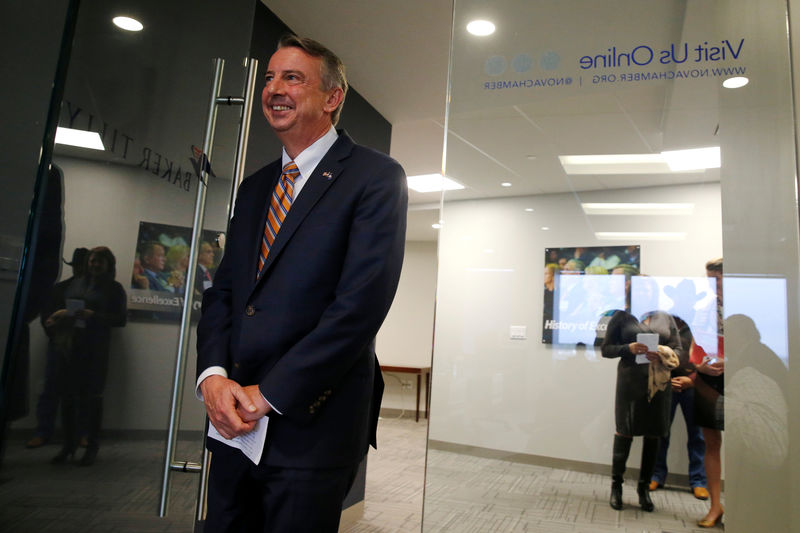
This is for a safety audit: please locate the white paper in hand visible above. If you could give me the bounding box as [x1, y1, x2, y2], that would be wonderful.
[207, 416, 269, 465]
[636, 333, 659, 364]
[66, 298, 86, 328]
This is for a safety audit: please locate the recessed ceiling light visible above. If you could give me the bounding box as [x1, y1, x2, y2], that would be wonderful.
[467, 20, 495, 36]
[661, 147, 720, 171]
[559, 147, 720, 175]
[525, 208, 534, 212]
[595, 231, 686, 241]
[541, 226, 550, 231]
[432, 223, 442, 229]
[526, 155, 537, 160]
[559, 153, 668, 174]
[407, 173, 465, 193]
[723, 76, 749, 89]
[113, 16, 143, 31]
[581, 203, 694, 215]
[55, 127, 105, 150]
[501, 182, 512, 187]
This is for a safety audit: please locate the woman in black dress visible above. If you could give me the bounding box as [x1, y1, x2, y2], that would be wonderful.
[47, 246, 127, 466]
[602, 309, 682, 512]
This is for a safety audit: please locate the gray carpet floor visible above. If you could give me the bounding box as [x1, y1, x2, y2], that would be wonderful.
[0, 417, 721, 532]
[0, 416, 426, 533]
[423, 449, 723, 532]
[0, 436, 200, 532]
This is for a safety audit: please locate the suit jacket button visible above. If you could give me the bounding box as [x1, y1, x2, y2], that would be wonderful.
[245, 305, 255, 316]
[309, 406, 315, 414]
[313, 401, 321, 407]
[233, 362, 240, 369]
[324, 389, 332, 396]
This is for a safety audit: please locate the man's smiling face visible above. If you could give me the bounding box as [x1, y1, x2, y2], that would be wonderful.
[261, 46, 340, 155]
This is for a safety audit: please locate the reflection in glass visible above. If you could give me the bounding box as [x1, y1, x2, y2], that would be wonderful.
[723, 276, 788, 366]
[48, 246, 127, 466]
[0, 0, 254, 529]
[554, 273, 625, 345]
[631, 276, 719, 353]
[25, 246, 89, 449]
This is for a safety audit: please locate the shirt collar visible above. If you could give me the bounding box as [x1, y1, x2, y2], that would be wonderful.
[281, 126, 338, 179]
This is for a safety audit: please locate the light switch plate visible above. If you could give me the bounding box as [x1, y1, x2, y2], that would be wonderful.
[510, 325, 527, 340]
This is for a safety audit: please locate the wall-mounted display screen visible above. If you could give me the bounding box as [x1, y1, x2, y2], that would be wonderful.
[630, 275, 718, 354]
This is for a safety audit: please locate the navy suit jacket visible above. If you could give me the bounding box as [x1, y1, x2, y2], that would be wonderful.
[144, 269, 170, 292]
[197, 131, 407, 469]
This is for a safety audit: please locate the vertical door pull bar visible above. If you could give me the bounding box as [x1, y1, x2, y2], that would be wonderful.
[193, 58, 259, 526]
[158, 58, 224, 518]
[158, 56, 260, 521]
[229, 57, 259, 219]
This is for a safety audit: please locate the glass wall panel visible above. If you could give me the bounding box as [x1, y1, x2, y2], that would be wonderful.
[1, 0, 255, 529]
[424, 1, 798, 531]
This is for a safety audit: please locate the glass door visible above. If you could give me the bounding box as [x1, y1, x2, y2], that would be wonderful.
[0, 0, 255, 530]
[423, 1, 798, 532]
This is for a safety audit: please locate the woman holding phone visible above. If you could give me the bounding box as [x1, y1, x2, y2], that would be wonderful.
[672, 258, 725, 527]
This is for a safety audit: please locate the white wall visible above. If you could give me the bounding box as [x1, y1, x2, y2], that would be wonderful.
[20, 155, 232, 433]
[378, 240, 437, 412]
[428, 182, 722, 473]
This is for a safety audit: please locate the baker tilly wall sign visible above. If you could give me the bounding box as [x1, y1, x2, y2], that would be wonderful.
[59, 100, 220, 192]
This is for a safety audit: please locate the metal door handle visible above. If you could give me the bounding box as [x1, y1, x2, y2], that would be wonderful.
[158, 56, 259, 519]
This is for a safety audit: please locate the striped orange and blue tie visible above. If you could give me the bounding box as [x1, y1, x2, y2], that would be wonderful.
[257, 161, 299, 277]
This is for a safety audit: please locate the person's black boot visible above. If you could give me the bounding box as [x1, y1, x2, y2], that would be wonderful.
[637, 481, 654, 512]
[79, 445, 98, 466]
[50, 446, 75, 465]
[610, 476, 624, 510]
[610, 435, 632, 510]
[638, 437, 659, 512]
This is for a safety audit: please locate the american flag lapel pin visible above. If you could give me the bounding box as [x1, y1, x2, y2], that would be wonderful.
[322, 171, 333, 180]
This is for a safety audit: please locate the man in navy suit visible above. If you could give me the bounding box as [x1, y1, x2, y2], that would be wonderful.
[196, 34, 407, 532]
